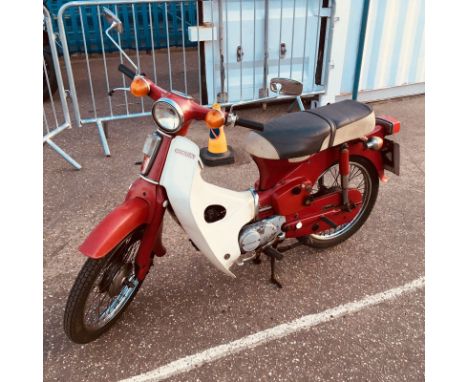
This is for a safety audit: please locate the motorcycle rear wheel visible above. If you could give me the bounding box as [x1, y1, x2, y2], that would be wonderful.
[64, 228, 144, 344]
[298, 156, 379, 249]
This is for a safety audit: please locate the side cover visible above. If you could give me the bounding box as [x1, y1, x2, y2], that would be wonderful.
[160, 137, 255, 276]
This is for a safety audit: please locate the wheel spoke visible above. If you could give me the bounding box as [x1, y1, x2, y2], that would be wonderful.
[356, 178, 365, 190]
[349, 166, 360, 181]
[331, 167, 340, 187]
[96, 293, 110, 318]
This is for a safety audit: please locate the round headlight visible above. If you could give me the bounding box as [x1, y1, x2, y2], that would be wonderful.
[152, 98, 184, 134]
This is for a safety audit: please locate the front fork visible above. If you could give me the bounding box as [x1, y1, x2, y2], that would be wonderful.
[134, 134, 172, 281]
[135, 186, 167, 281]
[339, 144, 351, 209]
[123, 180, 168, 282]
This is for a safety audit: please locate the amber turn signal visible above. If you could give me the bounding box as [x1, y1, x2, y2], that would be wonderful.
[205, 109, 225, 128]
[130, 76, 150, 97]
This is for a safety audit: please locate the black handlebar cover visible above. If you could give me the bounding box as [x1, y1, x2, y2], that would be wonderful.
[236, 118, 264, 131]
[118, 64, 137, 79]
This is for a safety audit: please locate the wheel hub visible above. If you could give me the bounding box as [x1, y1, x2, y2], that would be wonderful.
[107, 262, 133, 297]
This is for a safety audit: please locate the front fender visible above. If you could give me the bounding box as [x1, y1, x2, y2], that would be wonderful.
[79, 198, 149, 259]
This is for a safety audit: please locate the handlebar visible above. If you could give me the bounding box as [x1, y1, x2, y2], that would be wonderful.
[235, 118, 264, 132]
[118, 64, 137, 79]
[116, 63, 264, 132]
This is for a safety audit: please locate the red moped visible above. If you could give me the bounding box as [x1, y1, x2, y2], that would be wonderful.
[64, 8, 400, 344]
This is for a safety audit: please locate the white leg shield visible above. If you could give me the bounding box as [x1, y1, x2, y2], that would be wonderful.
[160, 136, 255, 276]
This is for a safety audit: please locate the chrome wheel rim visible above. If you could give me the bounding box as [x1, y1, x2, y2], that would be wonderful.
[83, 237, 141, 331]
[309, 161, 372, 241]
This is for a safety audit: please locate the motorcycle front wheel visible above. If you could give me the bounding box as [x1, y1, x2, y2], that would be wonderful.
[64, 228, 145, 344]
[298, 156, 379, 249]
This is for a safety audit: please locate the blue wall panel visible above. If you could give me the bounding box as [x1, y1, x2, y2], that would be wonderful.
[340, 0, 425, 95]
[341, 0, 364, 94]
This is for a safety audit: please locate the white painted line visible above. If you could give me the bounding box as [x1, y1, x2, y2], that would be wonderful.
[121, 277, 425, 382]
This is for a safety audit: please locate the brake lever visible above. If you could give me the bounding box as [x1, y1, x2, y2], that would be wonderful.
[108, 87, 130, 96]
[225, 112, 237, 128]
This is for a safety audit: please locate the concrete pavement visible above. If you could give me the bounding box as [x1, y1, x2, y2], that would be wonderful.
[43, 95, 424, 381]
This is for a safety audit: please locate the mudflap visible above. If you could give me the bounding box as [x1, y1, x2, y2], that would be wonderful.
[382, 139, 400, 176]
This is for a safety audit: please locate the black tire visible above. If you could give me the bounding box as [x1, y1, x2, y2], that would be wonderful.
[64, 228, 144, 344]
[43, 47, 57, 102]
[298, 156, 379, 249]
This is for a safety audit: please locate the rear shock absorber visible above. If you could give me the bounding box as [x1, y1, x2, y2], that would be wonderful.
[339, 144, 350, 209]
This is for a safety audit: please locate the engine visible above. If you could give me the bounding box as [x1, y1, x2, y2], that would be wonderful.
[238, 216, 286, 252]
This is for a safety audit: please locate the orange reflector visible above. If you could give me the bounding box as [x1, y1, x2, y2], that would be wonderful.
[141, 154, 150, 173]
[205, 109, 225, 128]
[130, 76, 150, 97]
[380, 174, 389, 183]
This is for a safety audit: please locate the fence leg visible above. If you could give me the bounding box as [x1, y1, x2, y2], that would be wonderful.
[96, 120, 111, 157]
[46, 139, 82, 170]
[287, 96, 306, 113]
[319, 1, 350, 105]
[102, 121, 109, 139]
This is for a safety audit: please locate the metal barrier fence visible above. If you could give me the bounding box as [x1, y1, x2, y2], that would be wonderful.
[43, 5, 81, 170]
[47, 0, 197, 53]
[55, 0, 334, 156]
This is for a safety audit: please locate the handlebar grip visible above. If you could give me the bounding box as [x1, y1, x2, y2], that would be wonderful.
[118, 64, 136, 79]
[236, 118, 264, 131]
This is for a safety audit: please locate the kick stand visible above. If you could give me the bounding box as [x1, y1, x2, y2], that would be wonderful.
[263, 246, 284, 288]
[269, 257, 282, 289]
[252, 251, 262, 264]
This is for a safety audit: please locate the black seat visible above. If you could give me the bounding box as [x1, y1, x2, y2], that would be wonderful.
[248, 100, 374, 160]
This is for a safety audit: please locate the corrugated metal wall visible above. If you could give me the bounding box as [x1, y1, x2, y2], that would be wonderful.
[341, 0, 425, 95]
[203, 0, 425, 104]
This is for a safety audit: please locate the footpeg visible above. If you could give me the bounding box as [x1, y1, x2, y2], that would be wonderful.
[264, 246, 284, 260]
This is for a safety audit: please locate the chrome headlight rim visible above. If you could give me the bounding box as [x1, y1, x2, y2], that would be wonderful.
[151, 98, 184, 134]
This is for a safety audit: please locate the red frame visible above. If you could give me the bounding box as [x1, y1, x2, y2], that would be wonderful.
[79, 74, 398, 281]
[251, 125, 387, 238]
[255, 125, 386, 208]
